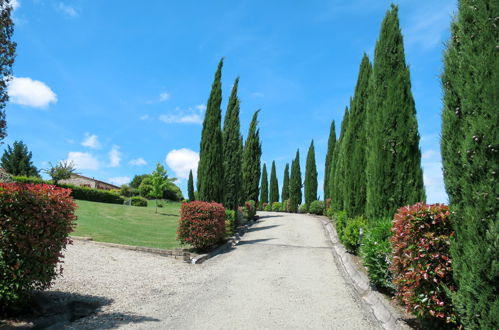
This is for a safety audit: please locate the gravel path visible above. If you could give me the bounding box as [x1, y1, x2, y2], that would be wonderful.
[50, 211, 379, 329]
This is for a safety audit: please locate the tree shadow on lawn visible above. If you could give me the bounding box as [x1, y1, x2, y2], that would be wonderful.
[246, 225, 280, 233]
[1, 290, 160, 329]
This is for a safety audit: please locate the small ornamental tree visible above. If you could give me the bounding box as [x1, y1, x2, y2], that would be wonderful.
[304, 140, 317, 207]
[177, 201, 225, 251]
[1, 141, 40, 177]
[0, 183, 77, 307]
[44, 160, 77, 184]
[269, 161, 279, 204]
[390, 203, 458, 327]
[281, 163, 289, 202]
[150, 162, 175, 213]
[187, 169, 195, 201]
[260, 163, 268, 205]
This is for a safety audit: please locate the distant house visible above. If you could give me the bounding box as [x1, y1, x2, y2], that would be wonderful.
[59, 174, 120, 191]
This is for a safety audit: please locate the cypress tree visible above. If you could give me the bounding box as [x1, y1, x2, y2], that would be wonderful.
[365, 5, 425, 219]
[197, 58, 224, 202]
[0, 141, 40, 177]
[259, 163, 268, 205]
[304, 140, 318, 206]
[323, 121, 336, 200]
[289, 150, 302, 212]
[282, 163, 290, 202]
[242, 110, 262, 203]
[187, 169, 195, 201]
[222, 77, 243, 210]
[269, 161, 279, 204]
[0, 3, 15, 143]
[343, 54, 372, 217]
[330, 107, 349, 211]
[441, 1, 498, 328]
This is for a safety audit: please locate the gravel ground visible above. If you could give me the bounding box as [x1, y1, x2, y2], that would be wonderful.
[49, 211, 379, 329]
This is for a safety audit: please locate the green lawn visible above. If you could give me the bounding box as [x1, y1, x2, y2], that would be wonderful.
[72, 199, 183, 250]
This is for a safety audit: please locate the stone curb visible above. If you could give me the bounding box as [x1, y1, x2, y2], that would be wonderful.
[191, 218, 258, 264]
[317, 216, 411, 330]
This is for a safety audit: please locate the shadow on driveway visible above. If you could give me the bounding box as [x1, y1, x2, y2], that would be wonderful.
[237, 238, 274, 245]
[247, 225, 280, 233]
[258, 214, 283, 220]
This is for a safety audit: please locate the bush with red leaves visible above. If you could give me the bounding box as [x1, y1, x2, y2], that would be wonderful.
[0, 183, 77, 308]
[390, 203, 458, 326]
[177, 201, 225, 251]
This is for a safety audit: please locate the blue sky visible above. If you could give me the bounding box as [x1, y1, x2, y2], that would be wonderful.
[3, 0, 456, 203]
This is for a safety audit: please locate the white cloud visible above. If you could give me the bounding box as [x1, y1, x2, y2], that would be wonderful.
[139, 114, 149, 120]
[81, 133, 101, 149]
[251, 92, 264, 98]
[195, 104, 206, 112]
[165, 148, 199, 179]
[10, 0, 20, 10]
[108, 176, 130, 186]
[129, 157, 147, 166]
[8, 77, 57, 108]
[159, 106, 204, 124]
[66, 152, 100, 170]
[159, 92, 170, 102]
[108, 145, 121, 167]
[57, 3, 78, 17]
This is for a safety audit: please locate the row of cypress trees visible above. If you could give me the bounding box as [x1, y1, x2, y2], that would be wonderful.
[194, 58, 262, 210]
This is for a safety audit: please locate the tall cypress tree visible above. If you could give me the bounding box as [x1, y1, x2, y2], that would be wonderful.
[242, 110, 262, 203]
[0, 2, 16, 144]
[441, 1, 498, 328]
[330, 107, 349, 211]
[187, 169, 195, 201]
[269, 161, 279, 204]
[343, 54, 372, 217]
[304, 140, 318, 206]
[365, 5, 425, 219]
[197, 58, 224, 203]
[0, 141, 40, 177]
[282, 163, 290, 202]
[260, 163, 268, 205]
[222, 77, 243, 210]
[323, 120, 336, 201]
[289, 150, 302, 212]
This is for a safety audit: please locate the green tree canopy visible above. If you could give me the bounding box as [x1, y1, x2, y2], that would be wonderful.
[1, 140, 40, 177]
[323, 121, 336, 201]
[0, 2, 16, 143]
[281, 163, 289, 202]
[187, 169, 195, 201]
[242, 110, 262, 203]
[304, 140, 317, 206]
[269, 161, 279, 204]
[259, 163, 268, 205]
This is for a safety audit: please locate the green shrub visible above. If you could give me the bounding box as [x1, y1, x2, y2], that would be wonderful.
[0, 183, 76, 308]
[225, 210, 236, 237]
[243, 200, 256, 220]
[131, 196, 148, 207]
[119, 184, 135, 197]
[271, 202, 282, 212]
[341, 216, 367, 254]
[283, 199, 290, 212]
[157, 201, 164, 208]
[333, 211, 348, 239]
[309, 200, 324, 215]
[326, 207, 334, 218]
[264, 203, 272, 211]
[360, 218, 394, 292]
[299, 204, 308, 213]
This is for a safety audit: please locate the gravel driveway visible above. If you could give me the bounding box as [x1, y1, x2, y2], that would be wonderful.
[50, 211, 379, 329]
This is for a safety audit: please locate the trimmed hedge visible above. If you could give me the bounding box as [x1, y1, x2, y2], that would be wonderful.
[264, 203, 272, 211]
[271, 202, 282, 212]
[131, 196, 148, 207]
[341, 216, 366, 254]
[177, 201, 226, 250]
[0, 183, 76, 308]
[390, 203, 457, 327]
[13, 176, 124, 205]
[309, 200, 324, 215]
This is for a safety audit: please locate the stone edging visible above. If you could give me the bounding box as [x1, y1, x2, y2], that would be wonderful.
[317, 216, 411, 330]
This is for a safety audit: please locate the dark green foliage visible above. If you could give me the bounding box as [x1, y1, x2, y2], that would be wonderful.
[365, 5, 425, 219]
[119, 184, 135, 197]
[281, 163, 289, 202]
[269, 161, 279, 204]
[0, 2, 16, 143]
[259, 163, 268, 205]
[289, 150, 302, 213]
[323, 121, 336, 200]
[330, 107, 349, 211]
[187, 170, 195, 201]
[309, 200, 324, 215]
[242, 110, 262, 203]
[222, 77, 243, 210]
[1, 141, 40, 177]
[130, 174, 149, 189]
[131, 196, 148, 207]
[304, 140, 317, 207]
[441, 1, 499, 328]
[197, 58, 224, 203]
[343, 55, 372, 217]
[333, 211, 348, 240]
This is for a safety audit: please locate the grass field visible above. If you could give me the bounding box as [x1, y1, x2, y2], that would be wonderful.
[72, 199, 183, 250]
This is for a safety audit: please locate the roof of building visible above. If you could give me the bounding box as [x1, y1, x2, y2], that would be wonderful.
[69, 173, 120, 189]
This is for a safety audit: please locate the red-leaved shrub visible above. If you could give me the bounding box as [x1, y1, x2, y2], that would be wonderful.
[0, 183, 77, 308]
[390, 203, 458, 326]
[177, 201, 225, 250]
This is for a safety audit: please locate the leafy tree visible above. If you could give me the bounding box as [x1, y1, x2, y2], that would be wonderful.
[120, 184, 135, 197]
[330, 107, 349, 211]
[138, 177, 153, 198]
[130, 174, 149, 189]
[365, 5, 425, 219]
[289, 150, 302, 212]
[281, 163, 289, 202]
[44, 160, 77, 185]
[187, 169, 195, 201]
[323, 121, 336, 200]
[0, 1, 16, 144]
[222, 77, 243, 210]
[259, 163, 268, 205]
[304, 140, 317, 206]
[1, 140, 40, 177]
[150, 162, 175, 213]
[441, 1, 498, 328]
[242, 110, 262, 203]
[269, 161, 279, 204]
[343, 54, 372, 217]
[197, 58, 224, 203]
